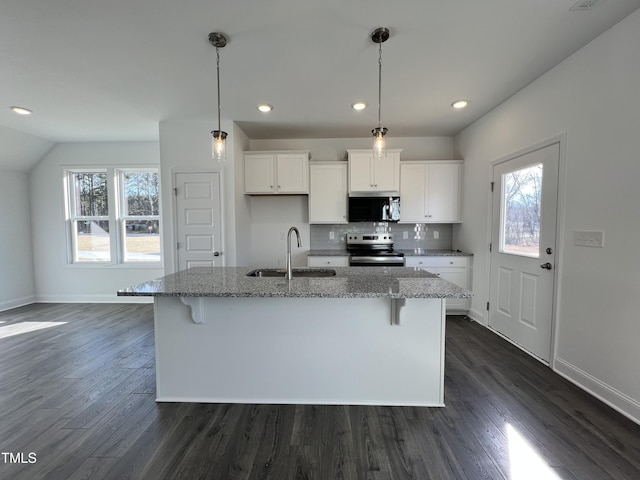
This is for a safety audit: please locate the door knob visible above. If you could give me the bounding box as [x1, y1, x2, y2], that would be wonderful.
[540, 262, 552, 270]
[213, 251, 221, 257]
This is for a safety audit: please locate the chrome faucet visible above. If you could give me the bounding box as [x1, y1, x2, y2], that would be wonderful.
[286, 226, 302, 280]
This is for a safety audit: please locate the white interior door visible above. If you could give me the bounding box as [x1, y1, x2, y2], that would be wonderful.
[489, 143, 559, 362]
[174, 172, 223, 270]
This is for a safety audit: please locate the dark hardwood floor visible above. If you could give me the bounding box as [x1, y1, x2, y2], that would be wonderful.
[1, 303, 639, 479]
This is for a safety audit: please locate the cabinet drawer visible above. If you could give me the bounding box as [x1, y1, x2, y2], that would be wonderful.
[307, 256, 349, 267]
[405, 256, 470, 268]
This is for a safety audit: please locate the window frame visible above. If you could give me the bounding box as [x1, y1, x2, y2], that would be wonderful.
[118, 169, 162, 264]
[64, 167, 162, 267]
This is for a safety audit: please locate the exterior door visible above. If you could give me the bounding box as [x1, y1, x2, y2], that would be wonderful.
[174, 172, 223, 270]
[489, 142, 559, 362]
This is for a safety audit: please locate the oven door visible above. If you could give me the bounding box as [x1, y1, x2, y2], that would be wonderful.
[349, 255, 405, 267]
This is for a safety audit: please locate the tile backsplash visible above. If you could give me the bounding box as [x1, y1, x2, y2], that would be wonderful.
[310, 223, 453, 250]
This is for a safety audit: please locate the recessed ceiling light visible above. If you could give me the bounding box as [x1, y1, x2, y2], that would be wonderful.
[352, 102, 367, 111]
[10, 106, 32, 115]
[451, 100, 469, 110]
[257, 104, 273, 113]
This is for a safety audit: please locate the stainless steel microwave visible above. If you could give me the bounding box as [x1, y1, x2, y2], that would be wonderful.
[348, 196, 400, 222]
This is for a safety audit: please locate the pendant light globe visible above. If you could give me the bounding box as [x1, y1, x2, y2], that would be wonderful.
[209, 32, 229, 163]
[371, 27, 390, 159]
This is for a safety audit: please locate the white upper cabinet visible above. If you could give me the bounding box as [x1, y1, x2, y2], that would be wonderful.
[309, 162, 348, 223]
[399, 161, 463, 223]
[244, 151, 309, 194]
[348, 149, 401, 193]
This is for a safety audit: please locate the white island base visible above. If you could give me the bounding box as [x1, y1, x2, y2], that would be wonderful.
[153, 296, 446, 407]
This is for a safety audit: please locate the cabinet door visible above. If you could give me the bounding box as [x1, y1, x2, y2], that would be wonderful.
[309, 163, 348, 223]
[433, 268, 469, 311]
[245, 154, 276, 193]
[427, 163, 461, 222]
[405, 256, 470, 312]
[348, 152, 374, 192]
[399, 163, 428, 222]
[372, 152, 400, 191]
[308, 256, 349, 267]
[276, 153, 308, 193]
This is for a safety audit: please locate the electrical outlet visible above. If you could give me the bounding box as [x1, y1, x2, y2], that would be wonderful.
[280, 232, 286, 241]
[329, 231, 335, 240]
[574, 230, 604, 248]
[433, 231, 439, 240]
[403, 231, 408, 240]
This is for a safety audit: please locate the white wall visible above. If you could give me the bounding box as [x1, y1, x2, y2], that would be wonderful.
[250, 196, 310, 269]
[250, 136, 456, 161]
[455, 10, 640, 423]
[158, 119, 251, 272]
[29, 142, 164, 302]
[0, 170, 36, 310]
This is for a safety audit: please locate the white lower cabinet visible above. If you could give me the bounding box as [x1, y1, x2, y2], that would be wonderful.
[307, 256, 350, 267]
[405, 256, 471, 313]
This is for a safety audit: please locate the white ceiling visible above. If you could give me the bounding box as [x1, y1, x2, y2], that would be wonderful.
[1, 0, 639, 159]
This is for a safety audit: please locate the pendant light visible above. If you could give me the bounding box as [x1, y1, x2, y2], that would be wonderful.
[209, 32, 228, 163]
[371, 27, 390, 159]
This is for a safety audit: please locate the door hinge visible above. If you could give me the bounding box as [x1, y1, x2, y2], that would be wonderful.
[490, 181, 494, 192]
[176, 242, 180, 250]
[489, 242, 492, 252]
[173, 187, 178, 196]
[486, 302, 490, 311]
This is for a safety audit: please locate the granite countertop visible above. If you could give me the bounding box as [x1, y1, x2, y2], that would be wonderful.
[308, 249, 473, 257]
[117, 266, 473, 299]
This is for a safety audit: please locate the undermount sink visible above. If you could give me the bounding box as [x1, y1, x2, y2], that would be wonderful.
[246, 268, 336, 278]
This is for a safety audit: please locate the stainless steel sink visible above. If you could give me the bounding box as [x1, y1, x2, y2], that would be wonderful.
[246, 268, 336, 278]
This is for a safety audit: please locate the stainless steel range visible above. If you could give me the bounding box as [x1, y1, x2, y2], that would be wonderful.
[346, 233, 405, 267]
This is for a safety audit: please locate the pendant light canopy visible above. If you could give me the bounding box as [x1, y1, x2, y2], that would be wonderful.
[371, 27, 390, 159]
[209, 32, 228, 163]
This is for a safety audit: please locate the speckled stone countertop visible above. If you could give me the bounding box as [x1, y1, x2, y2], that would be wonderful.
[117, 266, 473, 299]
[308, 249, 473, 257]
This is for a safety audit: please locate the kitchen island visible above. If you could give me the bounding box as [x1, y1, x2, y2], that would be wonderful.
[118, 266, 472, 407]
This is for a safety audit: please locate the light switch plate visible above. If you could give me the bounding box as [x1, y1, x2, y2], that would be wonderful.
[574, 230, 604, 248]
[433, 231, 439, 239]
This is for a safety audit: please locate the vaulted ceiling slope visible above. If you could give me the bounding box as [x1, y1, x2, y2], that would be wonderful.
[1, 0, 639, 171]
[0, 125, 54, 172]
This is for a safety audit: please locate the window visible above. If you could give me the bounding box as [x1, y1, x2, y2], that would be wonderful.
[500, 162, 542, 258]
[66, 168, 161, 265]
[120, 171, 161, 262]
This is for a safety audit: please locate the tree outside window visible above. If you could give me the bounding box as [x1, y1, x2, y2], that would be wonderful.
[502, 163, 542, 257]
[121, 171, 161, 262]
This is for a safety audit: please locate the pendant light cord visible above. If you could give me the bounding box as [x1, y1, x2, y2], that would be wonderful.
[216, 46, 221, 132]
[377, 42, 382, 129]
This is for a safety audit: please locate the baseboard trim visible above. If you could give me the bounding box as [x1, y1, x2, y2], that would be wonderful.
[467, 307, 487, 326]
[0, 295, 37, 313]
[554, 356, 640, 426]
[35, 294, 152, 304]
